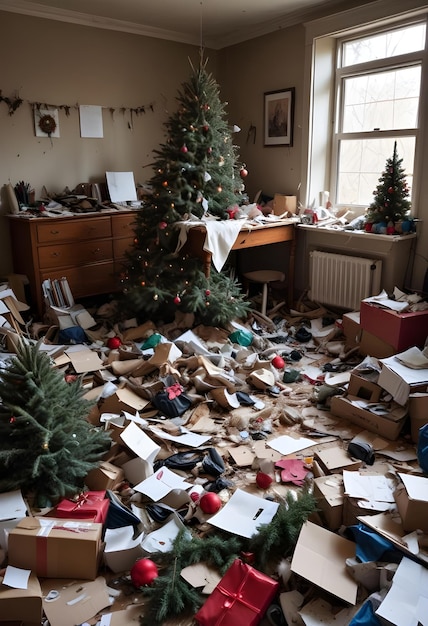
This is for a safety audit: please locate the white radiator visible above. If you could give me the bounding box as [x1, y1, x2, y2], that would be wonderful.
[309, 250, 382, 310]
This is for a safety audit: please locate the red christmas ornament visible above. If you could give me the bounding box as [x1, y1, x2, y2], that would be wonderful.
[240, 167, 248, 178]
[388, 186, 394, 194]
[256, 472, 273, 490]
[207, 147, 213, 154]
[174, 295, 181, 305]
[365, 222, 373, 232]
[189, 491, 200, 503]
[130, 558, 159, 587]
[107, 336, 122, 350]
[271, 355, 285, 369]
[180, 144, 188, 153]
[159, 221, 168, 230]
[205, 289, 211, 296]
[199, 492, 222, 514]
[203, 124, 209, 132]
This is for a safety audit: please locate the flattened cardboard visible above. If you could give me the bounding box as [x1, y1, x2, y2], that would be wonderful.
[40, 576, 110, 626]
[315, 445, 362, 474]
[98, 604, 145, 625]
[0, 572, 42, 623]
[290, 521, 358, 604]
[101, 387, 150, 414]
[8, 517, 103, 580]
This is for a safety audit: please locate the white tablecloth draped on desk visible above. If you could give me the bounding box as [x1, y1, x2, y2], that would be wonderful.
[175, 219, 244, 272]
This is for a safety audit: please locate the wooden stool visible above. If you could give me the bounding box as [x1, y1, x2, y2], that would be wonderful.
[243, 270, 285, 315]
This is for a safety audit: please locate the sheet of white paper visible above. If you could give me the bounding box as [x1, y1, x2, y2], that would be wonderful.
[267, 434, 315, 456]
[106, 171, 137, 202]
[342, 471, 395, 503]
[3, 565, 31, 589]
[363, 292, 410, 312]
[0, 489, 27, 520]
[148, 425, 211, 448]
[134, 466, 192, 500]
[141, 517, 191, 553]
[104, 525, 142, 553]
[208, 488, 279, 538]
[120, 421, 160, 463]
[79, 104, 103, 138]
[376, 557, 428, 626]
[398, 473, 428, 502]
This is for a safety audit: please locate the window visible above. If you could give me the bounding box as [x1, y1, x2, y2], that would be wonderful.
[333, 21, 426, 211]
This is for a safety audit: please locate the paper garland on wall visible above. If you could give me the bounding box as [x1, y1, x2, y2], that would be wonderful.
[34, 108, 60, 138]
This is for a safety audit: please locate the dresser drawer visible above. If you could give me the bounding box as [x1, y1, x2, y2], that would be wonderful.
[36, 217, 112, 243]
[39, 239, 113, 270]
[112, 213, 137, 238]
[113, 237, 134, 259]
[41, 262, 116, 299]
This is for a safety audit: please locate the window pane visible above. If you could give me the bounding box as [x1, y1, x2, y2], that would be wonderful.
[337, 137, 415, 206]
[342, 66, 421, 132]
[342, 23, 426, 66]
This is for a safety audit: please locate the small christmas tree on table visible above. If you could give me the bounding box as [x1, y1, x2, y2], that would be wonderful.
[365, 141, 412, 234]
[0, 341, 111, 507]
[121, 56, 250, 327]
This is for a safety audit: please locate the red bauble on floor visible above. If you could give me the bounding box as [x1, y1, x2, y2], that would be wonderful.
[130, 558, 159, 587]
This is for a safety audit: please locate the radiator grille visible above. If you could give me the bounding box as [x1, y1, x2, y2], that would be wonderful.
[309, 251, 382, 310]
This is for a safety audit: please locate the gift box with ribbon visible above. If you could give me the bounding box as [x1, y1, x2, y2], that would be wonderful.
[55, 490, 110, 524]
[194, 558, 279, 626]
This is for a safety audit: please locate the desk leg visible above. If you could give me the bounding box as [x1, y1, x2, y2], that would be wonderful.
[288, 233, 296, 306]
[203, 251, 212, 278]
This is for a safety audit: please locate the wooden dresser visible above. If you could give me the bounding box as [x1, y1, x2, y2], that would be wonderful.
[8, 210, 137, 317]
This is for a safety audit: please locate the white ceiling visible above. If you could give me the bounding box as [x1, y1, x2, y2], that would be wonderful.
[0, 0, 350, 49]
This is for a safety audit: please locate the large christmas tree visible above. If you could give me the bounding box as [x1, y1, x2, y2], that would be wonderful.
[0, 341, 111, 506]
[366, 141, 411, 231]
[121, 57, 250, 327]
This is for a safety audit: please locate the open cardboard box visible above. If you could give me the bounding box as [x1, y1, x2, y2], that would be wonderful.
[360, 301, 428, 352]
[394, 473, 428, 533]
[330, 395, 407, 441]
[0, 572, 42, 625]
[313, 474, 344, 530]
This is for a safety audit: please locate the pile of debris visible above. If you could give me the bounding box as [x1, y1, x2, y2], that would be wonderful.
[0, 289, 427, 626]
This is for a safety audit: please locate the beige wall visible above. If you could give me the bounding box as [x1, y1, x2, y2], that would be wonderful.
[1, 4, 427, 293]
[0, 11, 214, 276]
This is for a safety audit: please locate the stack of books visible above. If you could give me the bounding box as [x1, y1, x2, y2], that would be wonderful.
[42, 277, 74, 309]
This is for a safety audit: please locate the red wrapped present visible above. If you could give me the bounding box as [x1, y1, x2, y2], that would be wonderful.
[194, 558, 279, 626]
[55, 490, 109, 524]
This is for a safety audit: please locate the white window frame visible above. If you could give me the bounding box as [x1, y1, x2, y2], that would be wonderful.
[302, 0, 428, 218]
[331, 19, 426, 214]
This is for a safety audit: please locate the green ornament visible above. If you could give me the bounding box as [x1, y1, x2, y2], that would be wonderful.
[228, 329, 253, 346]
[141, 333, 162, 349]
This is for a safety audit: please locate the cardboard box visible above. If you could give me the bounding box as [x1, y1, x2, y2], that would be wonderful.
[194, 558, 279, 626]
[0, 572, 42, 624]
[342, 495, 390, 527]
[8, 517, 103, 580]
[359, 329, 396, 359]
[348, 372, 382, 403]
[342, 311, 361, 350]
[409, 393, 428, 443]
[360, 301, 428, 351]
[330, 395, 407, 441]
[313, 474, 344, 530]
[314, 445, 362, 474]
[378, 359, 428, 406]
[394, 473, 428, 533]
[40, 577, 110, 626]
[100, 386, 150, 415]
[85, 461, 125, 491]
[272, 194, 297, 216]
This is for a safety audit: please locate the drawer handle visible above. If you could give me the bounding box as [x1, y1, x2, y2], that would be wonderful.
[51, 252, 61, 257]
[92, 248, 101, 254]
[50, 229, 60, 235]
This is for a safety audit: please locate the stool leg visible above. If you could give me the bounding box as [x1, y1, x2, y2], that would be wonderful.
[261, 282, 268, 316]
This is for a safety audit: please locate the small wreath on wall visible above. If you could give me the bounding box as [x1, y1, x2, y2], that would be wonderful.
[38, 113, 56, 136]
[34, 108, 60, 138]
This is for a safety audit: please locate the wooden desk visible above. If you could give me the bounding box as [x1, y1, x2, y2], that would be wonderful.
[184, 220, 297, 305]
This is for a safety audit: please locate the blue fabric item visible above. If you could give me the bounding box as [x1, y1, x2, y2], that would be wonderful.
[58, 326, 87, 344]
[349, 600, 381, 625]
[349, 523, 395, 562]
[417, 423, 428, 473]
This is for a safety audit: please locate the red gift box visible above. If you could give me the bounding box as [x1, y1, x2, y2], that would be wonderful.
[194, 559, 279, 626]
[55, 490, 110, 524]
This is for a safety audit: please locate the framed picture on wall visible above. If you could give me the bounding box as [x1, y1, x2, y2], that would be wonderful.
[264, 88, 295, 146]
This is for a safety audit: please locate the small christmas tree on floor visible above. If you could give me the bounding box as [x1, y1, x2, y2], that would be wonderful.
[365, 141, 412, 233]
[0, 341, 111, 506]
[121, 56, 250, 327]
